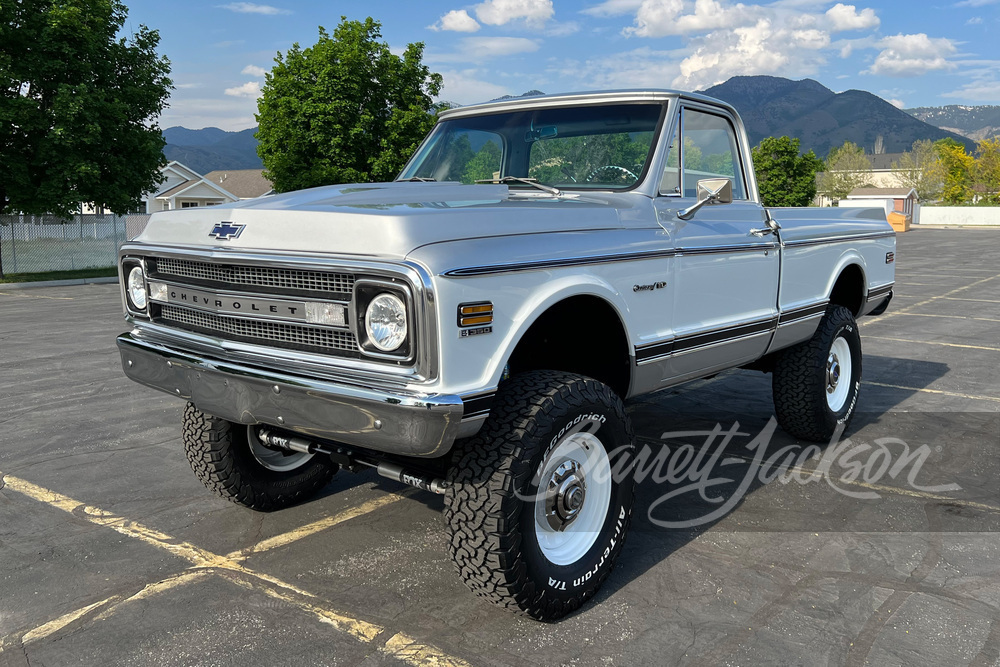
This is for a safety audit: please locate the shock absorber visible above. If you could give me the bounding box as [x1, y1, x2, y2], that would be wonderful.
[256, 428, 449, 494]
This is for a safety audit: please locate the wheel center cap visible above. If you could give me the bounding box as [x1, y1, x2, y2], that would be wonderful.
[827, 353, 841, 393]
[545, 460, 586, 531]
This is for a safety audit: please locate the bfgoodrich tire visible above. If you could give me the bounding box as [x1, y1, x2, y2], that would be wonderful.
[182, 403, 336, 511]
[772, 305, 863, 442]
[444, 371, 636, 621]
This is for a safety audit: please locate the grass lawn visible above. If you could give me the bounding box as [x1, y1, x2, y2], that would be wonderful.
[0, 267, 117, 284]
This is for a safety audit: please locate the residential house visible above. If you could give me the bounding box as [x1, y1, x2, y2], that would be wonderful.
[840, 186, 919, 232]
[143, 162, 273, 213]
[814, 153, 910, 207]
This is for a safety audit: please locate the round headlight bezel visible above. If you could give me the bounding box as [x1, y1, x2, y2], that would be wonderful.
[364, 291, 408, 353]
[126, 264, 148, 311]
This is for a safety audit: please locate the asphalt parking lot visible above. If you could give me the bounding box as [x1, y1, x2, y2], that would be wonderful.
[2, 227, 1000, 666]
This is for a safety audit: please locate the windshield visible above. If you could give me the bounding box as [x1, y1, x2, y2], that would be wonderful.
[398, 102, 665, 191]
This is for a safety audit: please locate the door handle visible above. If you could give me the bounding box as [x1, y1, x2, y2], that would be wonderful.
[749, 227, 774, 237]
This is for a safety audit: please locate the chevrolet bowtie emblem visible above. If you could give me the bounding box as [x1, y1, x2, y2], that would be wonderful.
[209, 222, 245, 240]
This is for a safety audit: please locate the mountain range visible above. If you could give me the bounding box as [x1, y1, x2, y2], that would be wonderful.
[162, 76, 988, 172]
[904, 105, 1000, 142]
[702, 76, 975, 157]
[162, 126, 262, 174]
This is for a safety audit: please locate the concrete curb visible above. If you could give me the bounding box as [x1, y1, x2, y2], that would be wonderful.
[912, 224, 1000, 229]
[0, 276, 120, 290]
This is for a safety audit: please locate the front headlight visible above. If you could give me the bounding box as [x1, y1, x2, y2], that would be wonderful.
[127, 265, 147, 310]
[365, 292, 407, 352]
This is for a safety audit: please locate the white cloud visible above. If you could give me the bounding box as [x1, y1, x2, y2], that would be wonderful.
[966, 16, 983, 24]
[474, 0, 555, 28]
[942, 80, 1000, 102]
[581, 0, 644, 16]
[429, 9, 481, 32]
[547, 47, 683, 89]
[547, 20, 581, 36]
[624, 0, 758, 38]
[673, 19, 829, 88]
[159, 97, 258, 132]
[954, 0, 998, 6]
[825, 3, 879, 32]
[175, 83, 204, 90]
[224, 81, 262, 98]
[437, 69, 511, 104]
[866, 33, 958, 77]
[427, 37, 541, 64]
[217, 2, 290, 15]
[887, 98, 905, 108]
[241, 65, 266, 77]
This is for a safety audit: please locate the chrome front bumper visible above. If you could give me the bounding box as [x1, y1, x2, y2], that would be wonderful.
[117, 333, 464, 457]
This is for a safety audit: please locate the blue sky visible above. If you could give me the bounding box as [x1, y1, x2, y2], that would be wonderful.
[125, 0, 1000, 131]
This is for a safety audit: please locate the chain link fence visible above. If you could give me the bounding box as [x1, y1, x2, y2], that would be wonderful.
[0, 213, 151, 277]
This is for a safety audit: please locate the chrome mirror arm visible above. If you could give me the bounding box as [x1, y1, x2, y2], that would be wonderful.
[676, 178, 733, 220]
[677, 193, 718, 220]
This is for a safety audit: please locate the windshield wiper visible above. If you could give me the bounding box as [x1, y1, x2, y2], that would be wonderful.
[396, 176, 436, 182]
[475, 176, 562, 196]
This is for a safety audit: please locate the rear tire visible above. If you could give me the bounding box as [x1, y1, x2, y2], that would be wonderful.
[444, 371, 636, 621]
[772, 305, 862, 442]
[182, 403, 336, 511]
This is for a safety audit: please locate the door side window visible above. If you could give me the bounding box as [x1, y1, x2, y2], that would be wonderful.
[659, 108, 746, 200]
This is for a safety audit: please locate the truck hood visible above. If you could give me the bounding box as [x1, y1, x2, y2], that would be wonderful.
[134, 181, 636, 259]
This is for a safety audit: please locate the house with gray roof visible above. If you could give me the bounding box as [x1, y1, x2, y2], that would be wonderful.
[143, 162, 273, 213]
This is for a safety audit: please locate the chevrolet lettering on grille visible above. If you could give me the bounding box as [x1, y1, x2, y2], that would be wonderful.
[154, 286, 310, 321]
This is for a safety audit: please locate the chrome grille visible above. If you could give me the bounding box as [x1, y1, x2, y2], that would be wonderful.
[159, 305, 359, 354]
[153, 257, 355, 294]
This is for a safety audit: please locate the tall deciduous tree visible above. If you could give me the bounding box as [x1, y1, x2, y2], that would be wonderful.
[973, 138, 1000, 205]
[751, 136, 823, 207]
[255, 17, 443, 193]
[0, 0, 172, 216]
[891, 140, 944, 202]
[817, 141, 873, 203]
[935, 138, 974, 205]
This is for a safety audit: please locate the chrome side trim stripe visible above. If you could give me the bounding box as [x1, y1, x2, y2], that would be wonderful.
[675, 242, 777, 255]
[635, 316, 778, 363]
[444, 249, 678, 277]
[782, 231, 896, 249]
[777, 301, 829, 325]
[444, 243, 776, 277]
[461, 391, 496, 419]
[867, 283, 894, 302]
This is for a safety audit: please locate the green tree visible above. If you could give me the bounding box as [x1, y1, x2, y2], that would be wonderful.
[0, 0, 172, 216]
[973, 138, 1000, 205]
[255, 17, 443, 192]
[935, 139, 974, 205]
[751, 136, 823, 207]
[817, 141, 873, 203]
[891, 139, 943, 202]
[461, 141, 501, 184]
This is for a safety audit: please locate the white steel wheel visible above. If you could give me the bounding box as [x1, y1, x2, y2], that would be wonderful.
[533, 432, 612, 566]
[826, 336, 852, 412]
[247, 427, 315, 472]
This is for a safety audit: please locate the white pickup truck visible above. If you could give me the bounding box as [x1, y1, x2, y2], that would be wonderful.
[117, 89, 895, 620]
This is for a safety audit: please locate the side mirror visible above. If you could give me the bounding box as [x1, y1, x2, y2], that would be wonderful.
[677, 178, 733, 220]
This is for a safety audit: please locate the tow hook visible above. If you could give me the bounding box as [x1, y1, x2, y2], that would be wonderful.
[256, 427, 449, 495]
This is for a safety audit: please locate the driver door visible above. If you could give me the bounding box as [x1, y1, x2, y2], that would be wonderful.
[653, 105, 779, 382]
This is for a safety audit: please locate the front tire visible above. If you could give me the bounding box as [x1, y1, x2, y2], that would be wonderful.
[772, 305, 862, 442]
[444, 371, 636, 621]
[182, 403, 336, 511]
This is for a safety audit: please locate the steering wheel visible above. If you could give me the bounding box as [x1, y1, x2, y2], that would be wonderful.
[585, 165, 639, 185]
